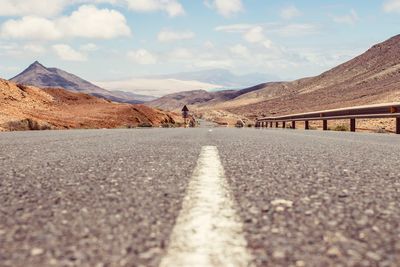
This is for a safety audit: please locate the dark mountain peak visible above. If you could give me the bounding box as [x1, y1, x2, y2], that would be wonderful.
[28, 61, 47, 70]
[10, 62, 151, 104]
[10, 61, 49, 80]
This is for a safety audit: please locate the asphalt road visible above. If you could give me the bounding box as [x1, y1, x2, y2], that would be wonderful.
[0, 128, 399, 267]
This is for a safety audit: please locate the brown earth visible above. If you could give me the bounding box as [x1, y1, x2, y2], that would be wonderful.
[0, 79, 181, 131]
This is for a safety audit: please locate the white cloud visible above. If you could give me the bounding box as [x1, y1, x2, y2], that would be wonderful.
[157, 30, 195, 42]
[229, 44, 249, 58]
[0, 5, 131, 40]
[58, 5, 131, 39]
[53, 44, 87, 61]
[281, 5, 302, 20]
[204, 41, 215, 49]
[215, 24, 254, 33]
[23, 44, 45, 54]
[125, 0, 185, 17]
[332, 9, 359, 25]
[0, 0, 66, 17]
[0, 0, 187, 18]
[275, 24, 320, 37]
[0, 16, 62, 40]
[243, 26, 264, 43]
[128, 49, 157, 64]
[216, 24, 273, 49]
[80, 43, 98, 52]
[383, 0, 400, 12]
[0, 42, 45, 57]
[169, 48, 193, 60]
[192, 59, 233, 69]
[205, 0, 243, 17]
[216, 23, 319, 38]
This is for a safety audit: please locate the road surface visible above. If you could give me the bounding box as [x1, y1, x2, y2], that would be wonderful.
[0, 128, 399, 267]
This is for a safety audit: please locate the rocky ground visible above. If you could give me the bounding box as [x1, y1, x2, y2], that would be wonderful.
[0, 79, 182, 131]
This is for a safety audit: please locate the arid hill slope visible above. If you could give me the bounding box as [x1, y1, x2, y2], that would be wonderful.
[0, 79, 180, 131]
[225, 34, 400, 117]
[149, 35, 400, 120]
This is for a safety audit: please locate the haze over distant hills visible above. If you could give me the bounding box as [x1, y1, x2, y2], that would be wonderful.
[96, 69, 277, 97]
[10, 62, 154, 103]
[144, 69, 278, 88]
[95, 78, 223, 98]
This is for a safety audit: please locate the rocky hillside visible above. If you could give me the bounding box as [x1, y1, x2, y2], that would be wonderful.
[149, 35, 400, 120]
[0, 79, 180, 131]
[225, 34, 400, 117]
[10, 61, 151, 104]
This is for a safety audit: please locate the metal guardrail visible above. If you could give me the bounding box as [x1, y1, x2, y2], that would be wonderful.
[256, 102, 400, 134]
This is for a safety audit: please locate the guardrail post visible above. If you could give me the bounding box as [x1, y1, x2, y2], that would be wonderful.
[350, 119, 356, 132]
[396, 117, 400, 134]
[323, 120, 328, 131]
[292, 121, 296, 129]
[305, 121, 309, 130]
[270, 122, 273, 128]
[276, 122, 279, 128]
[282, 122, 286, 128]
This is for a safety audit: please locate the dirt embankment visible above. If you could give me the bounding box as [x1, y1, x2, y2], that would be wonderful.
[0, 79, 182, 131]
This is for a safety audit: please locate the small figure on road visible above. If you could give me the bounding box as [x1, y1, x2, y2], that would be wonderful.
[182, 105, 190, 128]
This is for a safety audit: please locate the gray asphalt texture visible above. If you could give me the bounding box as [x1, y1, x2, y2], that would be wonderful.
[0, 128, 399, 267]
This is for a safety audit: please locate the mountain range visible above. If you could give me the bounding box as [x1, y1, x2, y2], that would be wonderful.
[10, 62, 274, 100]
[95, 69, 276, 97]
[148, 35, 400, 121]
[10, 61, 154, 103]
[148, 82, 270, 111]
[95, 78, 223, 98]
[143, 69, 279, 88]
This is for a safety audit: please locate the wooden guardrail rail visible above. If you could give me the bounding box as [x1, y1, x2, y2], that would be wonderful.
[256, 102, 400, 134]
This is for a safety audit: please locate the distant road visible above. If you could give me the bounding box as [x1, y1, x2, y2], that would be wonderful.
[1, 128, 399, 267]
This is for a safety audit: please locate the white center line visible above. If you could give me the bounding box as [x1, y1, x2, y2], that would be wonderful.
[159, 146, 253, 267]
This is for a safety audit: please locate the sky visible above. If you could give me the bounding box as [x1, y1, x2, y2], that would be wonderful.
[0, 0, 400, 83]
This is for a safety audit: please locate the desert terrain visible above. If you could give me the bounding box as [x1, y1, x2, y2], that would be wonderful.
[0, 79, 181, 132]
[148, 35, 400, 131]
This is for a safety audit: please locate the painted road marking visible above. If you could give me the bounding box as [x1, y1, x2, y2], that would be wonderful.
[159, 146, 253, 267]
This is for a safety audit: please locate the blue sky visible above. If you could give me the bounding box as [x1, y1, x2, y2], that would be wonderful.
[0, 0, 400, 82]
